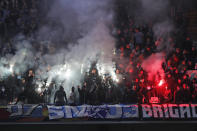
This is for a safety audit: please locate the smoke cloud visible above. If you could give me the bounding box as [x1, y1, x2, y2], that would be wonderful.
[37, 0, 113, 43]
[130, 0, 174, 80]
[0, 0, 116, 103]
[141, 52, 165, 81]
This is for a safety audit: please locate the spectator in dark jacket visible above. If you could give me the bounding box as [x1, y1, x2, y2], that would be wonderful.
[134, 28, 144, 49]
[54, 86, 67, 106]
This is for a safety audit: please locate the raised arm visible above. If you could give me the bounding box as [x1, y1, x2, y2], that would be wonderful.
[64, 92, 68, 104]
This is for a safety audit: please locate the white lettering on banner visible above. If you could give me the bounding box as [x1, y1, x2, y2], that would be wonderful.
[47, 105, 139, 120]
[152, 104, 163, 118]
[191, 104, 197, 118]
[7, 104, 39, 117]
[65, 106, 89, 118]
[168, 104, 179, 118]
[64, 106, 72, 118]
[132, 105, 139, 118]
[142, 104, 152, 118]
[179, 104, 191, 118]
[47, 106, 65, 119]
[141, 104, 192, 119]
[47, 104, 197, 120]
[163, 104, 169, 118]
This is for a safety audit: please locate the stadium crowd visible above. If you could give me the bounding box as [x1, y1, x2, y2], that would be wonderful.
[0, 0, 50, 41]
[0, 0, 196, 106]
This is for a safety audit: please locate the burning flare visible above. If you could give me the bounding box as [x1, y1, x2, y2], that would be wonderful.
[158, 79, 165, 87]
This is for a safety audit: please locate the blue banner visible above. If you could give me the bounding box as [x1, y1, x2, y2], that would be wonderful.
[6, 104, 43, 118]
[47, 105, 139, 119]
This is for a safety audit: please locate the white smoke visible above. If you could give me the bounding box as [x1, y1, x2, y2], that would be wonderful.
[36, 21, 116, 97]
[37, 0, 113, 43]
[0, 0, 117, 103]
[0, 38, 35, 79]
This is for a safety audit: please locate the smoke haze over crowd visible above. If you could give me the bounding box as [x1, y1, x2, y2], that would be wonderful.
[0, 0, 117, 102]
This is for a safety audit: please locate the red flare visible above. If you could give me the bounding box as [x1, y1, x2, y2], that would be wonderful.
[158, 79, 164, 86]
[183, 75, 187, 80]
[147, 86, 151, 90]
[136, 79, 139, 82]
[129, 69, 133, 73]
[178, 79, 181, 84]
[168, 74, 171, 78]
[183, 84, 186, 89]
[146, 47, 150, 51]
[175, 70, 178, 74]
